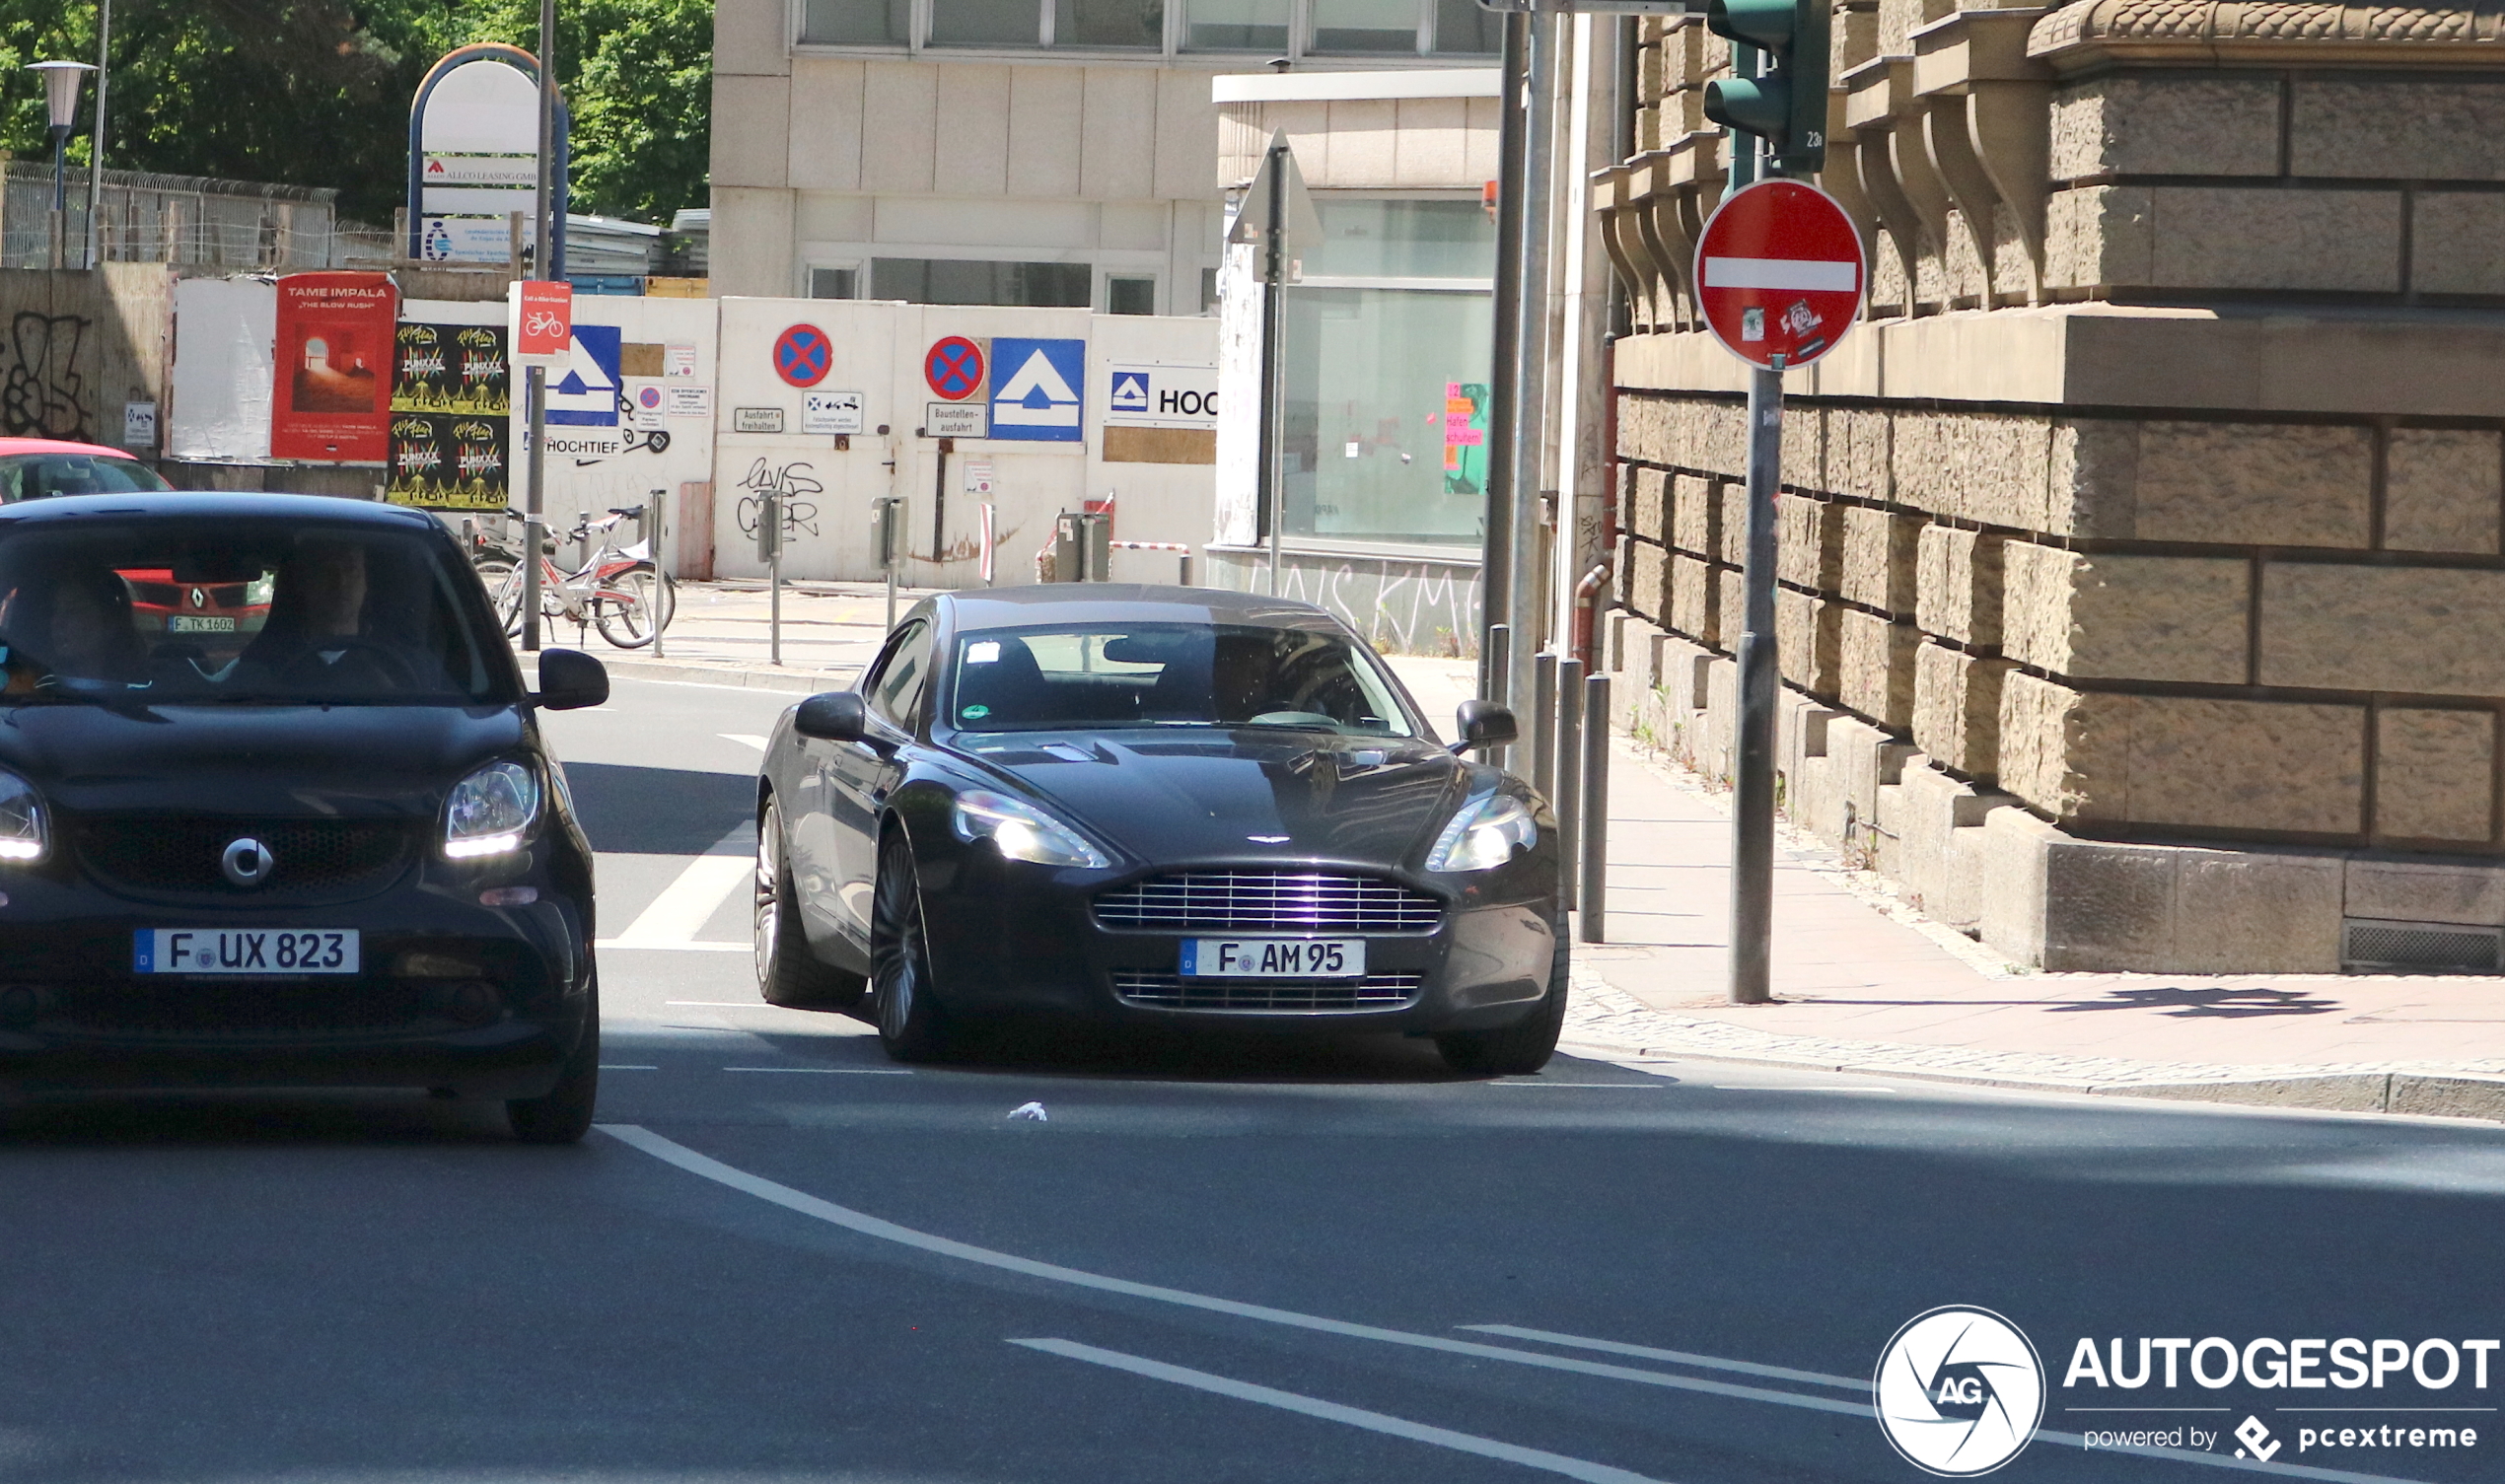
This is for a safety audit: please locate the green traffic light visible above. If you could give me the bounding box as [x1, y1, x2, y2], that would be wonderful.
[1704, 0, 1797, 51]
[1703, 77, 1791, 149]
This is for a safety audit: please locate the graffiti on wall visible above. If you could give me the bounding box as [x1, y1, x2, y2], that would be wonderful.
[733, 458, 823, 547]
[1261, 555, 1481, 658]
[1, 312, 89, 439]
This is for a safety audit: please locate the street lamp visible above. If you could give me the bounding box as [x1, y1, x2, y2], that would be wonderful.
[26, 59, 96, 269]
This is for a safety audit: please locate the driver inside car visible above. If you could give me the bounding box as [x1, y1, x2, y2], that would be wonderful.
[239, 539, 406, 690]
[0, 563, 147, 693]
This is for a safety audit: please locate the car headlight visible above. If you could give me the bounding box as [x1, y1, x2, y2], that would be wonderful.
[952, 789, 1109, 869]
[445, 761, 541, 859]
[0, 769, 44, 863]
[1425, 792, 1537, 872]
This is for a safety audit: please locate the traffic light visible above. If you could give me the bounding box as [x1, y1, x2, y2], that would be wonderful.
[1702, 0, 1830, 175]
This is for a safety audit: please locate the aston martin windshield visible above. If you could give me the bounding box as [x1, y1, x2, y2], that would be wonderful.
[0, 519, 505, 705]
[948, 622, 1418, 737]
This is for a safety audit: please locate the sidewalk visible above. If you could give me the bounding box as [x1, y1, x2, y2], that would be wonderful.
[538, 579, 933, 692]
[1387, 657, 2505, 1123]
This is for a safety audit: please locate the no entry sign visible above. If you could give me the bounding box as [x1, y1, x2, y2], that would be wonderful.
[925, 336, 985, 401]
[1693, 180, 1865, 371]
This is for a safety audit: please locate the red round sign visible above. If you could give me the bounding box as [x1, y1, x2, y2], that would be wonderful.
[1693, 179, 1866, 371]
[925, 335, 985, 401]
[773, 323, 833, 387]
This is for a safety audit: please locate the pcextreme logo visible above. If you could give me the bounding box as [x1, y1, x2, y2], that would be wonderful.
[1875, 1307, 2047, 1476]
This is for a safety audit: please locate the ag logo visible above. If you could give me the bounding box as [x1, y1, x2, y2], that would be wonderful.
[1875, 1307, 2044, 1476]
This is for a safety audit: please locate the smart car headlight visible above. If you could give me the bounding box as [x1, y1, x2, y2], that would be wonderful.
[0, 768, 45, 863]
[952, 789, 1109, 869]
[1425, 792, 1536, 873]
[445, 760, 540, 859]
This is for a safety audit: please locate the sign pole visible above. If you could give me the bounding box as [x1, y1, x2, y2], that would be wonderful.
[522, 0, 556, 655]
[1730, 358, 1781, 1005]
[1259, 137, 1287, 598]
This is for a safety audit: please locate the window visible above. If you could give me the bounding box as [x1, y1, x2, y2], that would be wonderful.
[809, 266, 860, 300]
[948, 624, 1417, 737]
[1184, 0, 1290, 50]
[0, 454, 172, 502]
[873, 257, 1092, 308]
[929, 0, 1040, 44]
[1312, 0, 1418, 52]
[800, 0, 912, 44]
[1430, 0, 1501, 53]
[1303, 198, 1497, 279]
[868, 620, 934, 729]
[1062, 0, 1166, 47]
[1107, 275, 1156, 316]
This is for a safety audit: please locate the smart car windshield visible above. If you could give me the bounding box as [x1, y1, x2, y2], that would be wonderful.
[0, 518, 508, 705]
[948, 622, 1418, 737]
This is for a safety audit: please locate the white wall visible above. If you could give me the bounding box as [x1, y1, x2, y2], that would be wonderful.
[711, 297, 1218, 586]
[519, 295, 720, 549]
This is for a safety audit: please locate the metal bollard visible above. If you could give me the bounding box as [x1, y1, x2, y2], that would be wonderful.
[1533, 651, 1558, 805]
[1580, 672, 1610, 943]
[1555, 656, 1583, 910]
[1484, 623, 1511, 773]
[648, 488, 669, 659]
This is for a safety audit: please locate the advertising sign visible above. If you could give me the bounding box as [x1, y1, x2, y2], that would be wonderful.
[1442, 381, 1488, 496]
[270, 272, 397, 462]
[544, 323, 620, 425]
[388, 412, 507, 511]
[408, 46, 551, 264]
[393, 321, 508, 415]
[512, 279, 574, 368]
[1105, 364, 1218, 429]
[988, 337, 1084, 444]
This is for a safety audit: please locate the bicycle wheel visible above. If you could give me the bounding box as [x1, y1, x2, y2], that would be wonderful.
[476, 556, 527, 637]
[594, 563, 674, 649]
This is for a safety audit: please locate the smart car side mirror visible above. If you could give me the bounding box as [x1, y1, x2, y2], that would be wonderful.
[1452, 699, 1517, 754]
[794, 691, 868, 742]
[534, 649, 608, 710]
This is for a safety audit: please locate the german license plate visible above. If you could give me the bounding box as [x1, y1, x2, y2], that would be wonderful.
[135, 929, 360, 975]
[168, 614, 237, 633]
[1179, 938, 1364, 979]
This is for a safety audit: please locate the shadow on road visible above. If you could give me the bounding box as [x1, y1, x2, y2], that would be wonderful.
[565, 761, 754, 856]
[0, 1091, 520, 1145]
[2046, 984, 2340, 1019]
[720, 1015, 1488, 1084]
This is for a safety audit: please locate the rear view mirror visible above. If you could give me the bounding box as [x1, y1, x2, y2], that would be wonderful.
[533, 649, 608, 710]
[794, 691, 868, 742]
[1452, 698, 1517, 754]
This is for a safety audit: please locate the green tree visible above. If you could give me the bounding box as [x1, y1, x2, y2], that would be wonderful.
[0, 0, 708, 229]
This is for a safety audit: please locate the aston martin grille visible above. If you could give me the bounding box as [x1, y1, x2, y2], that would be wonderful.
[1094, 872, 1441, 934]
[1111, 971, 1424, 1012]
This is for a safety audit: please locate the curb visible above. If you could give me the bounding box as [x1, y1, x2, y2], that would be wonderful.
[1561, 974, 2505, 1125]
[519, 653, 855, 693]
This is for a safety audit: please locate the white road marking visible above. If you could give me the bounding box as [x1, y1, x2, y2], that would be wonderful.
[610, 856, 753, 947]
[1708, 1086, 1898, 1095]
[597, 941, 749, 953]
[599, 1064, 660, 1071]
[719, 733, 770, 751]
[602, 1126, 2428, 1484]
[667, 1000, 782, 1007]
[1010, 1338, 1668, 1484]
[1458, 1326, 1869, 1392]
[720, 1066, 910, 1076]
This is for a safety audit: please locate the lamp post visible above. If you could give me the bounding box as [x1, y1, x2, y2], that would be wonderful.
[26, 60, 96, 270]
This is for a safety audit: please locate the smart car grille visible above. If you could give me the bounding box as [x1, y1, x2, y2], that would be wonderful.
[75, 816, 412, 899]
[1111, 971, 1424, 1012]
[1094, 872, 1442, 934]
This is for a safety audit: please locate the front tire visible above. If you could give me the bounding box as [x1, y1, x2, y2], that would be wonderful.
[594, 562, 675, 648]
[508, 976, 600, 1143]
[755, 799, 867, 1009]
[1435, 918, 1568, 1076]
[871, 830, 955, 1063]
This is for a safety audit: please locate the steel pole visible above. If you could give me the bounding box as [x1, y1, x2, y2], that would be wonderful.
[1580, 672, 1610, 942]
[522, 0, 557, 655]
[1505, 12, 1558, 769]
[1533, 650, 1558, 806]
[650, 487, 668, 659]
[1258, 140, 1288, 597]
[85, 0, 109, 269]
[1555, 655, 1583, 910]
[1484, 622, 1511, 772]
[1480, 11, 1530, 700]
[1729, 363, 1782, 1004]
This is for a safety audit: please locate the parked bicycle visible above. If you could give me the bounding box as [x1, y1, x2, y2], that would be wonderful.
[475, 505, 676, 649]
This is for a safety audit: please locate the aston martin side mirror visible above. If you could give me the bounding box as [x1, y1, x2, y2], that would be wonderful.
[794, 691, 869, 742]
[1452, 698, 1517, 754]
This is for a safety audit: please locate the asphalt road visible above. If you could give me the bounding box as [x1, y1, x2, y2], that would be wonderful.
[3, 674, 2500, 1484]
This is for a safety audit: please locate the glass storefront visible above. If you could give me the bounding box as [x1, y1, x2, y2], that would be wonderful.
[1278, 199, 1492, 548]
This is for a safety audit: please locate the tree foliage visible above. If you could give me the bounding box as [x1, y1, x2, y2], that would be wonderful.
[0, 0, 710, 228]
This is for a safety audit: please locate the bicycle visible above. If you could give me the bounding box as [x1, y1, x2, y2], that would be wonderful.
[482, 505, 677, 649]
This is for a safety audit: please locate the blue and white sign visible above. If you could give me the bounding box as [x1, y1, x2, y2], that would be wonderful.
[1104, 362, 1219, 430]
[989, 337, 1085, 443]
[1109, 370, 1150, 415]
[546, 323, 621, 427]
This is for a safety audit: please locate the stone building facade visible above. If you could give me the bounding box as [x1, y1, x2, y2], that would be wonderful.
[1593, 0, 2505, 972]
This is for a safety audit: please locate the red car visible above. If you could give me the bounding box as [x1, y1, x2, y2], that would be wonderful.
[0, 439, 174, 503]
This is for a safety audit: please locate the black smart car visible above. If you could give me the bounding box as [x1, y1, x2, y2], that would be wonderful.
[0, 493, 608, 1141]
[753, 586, 1564, 1073]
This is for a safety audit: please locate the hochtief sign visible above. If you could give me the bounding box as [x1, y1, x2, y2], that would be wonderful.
[406, 44, 567, 268]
